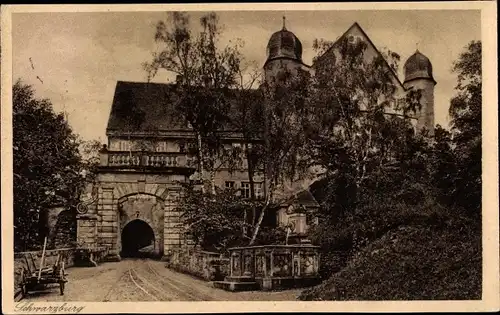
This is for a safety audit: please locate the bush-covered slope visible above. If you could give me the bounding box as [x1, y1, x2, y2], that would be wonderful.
[299, 224, 481, 300]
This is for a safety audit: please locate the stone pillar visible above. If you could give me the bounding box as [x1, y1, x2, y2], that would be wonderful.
[289, 213, 307, 234]
[153, 238, 161, 257]
[98, 186, 120, 261]
[162, 189, 183, 260]
[99, 145, 109, 166]
[77, 214, 98, 247]
[261, 249, 273, 290]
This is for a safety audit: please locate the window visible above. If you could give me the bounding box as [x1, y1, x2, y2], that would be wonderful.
[240, 182, 264, 199]
[119, 140, 130, 151]
[254, 182, 263, 199]
[156, 141, 166, 152]
[241, 182, 251, 198]
[179, 142, 186, 153]
[347, 35, 362, 45]
[225, 181, 235, 189]
[187, 142, 197, 154]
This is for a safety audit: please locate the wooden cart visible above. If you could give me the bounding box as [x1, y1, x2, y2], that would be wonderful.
[19, 238, 68, 297]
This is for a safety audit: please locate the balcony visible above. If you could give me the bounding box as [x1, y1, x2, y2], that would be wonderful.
[98, 146, 197, 172]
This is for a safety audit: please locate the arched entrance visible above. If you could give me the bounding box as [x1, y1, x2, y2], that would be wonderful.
[121, 219, 155, 258]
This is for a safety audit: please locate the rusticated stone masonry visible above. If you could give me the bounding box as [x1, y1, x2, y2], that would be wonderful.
[77, 172, 189, 261]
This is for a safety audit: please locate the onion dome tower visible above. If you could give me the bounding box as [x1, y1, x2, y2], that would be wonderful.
[264, 17, 307, 82]
[403, 49, 437, 134]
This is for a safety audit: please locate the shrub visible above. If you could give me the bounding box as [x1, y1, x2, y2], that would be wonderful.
[299, 222, 481, 300]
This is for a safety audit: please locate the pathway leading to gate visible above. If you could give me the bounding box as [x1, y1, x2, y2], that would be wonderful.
[22, 259, 302, 301]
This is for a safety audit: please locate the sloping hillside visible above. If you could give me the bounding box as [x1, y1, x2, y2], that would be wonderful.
[299, 224, 481, 300]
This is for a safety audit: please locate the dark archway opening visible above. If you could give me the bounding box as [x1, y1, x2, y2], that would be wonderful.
[121, 220, 155, 258]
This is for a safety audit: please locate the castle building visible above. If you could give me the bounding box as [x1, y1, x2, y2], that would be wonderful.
[264, 20, 436, 133]
[76, 21, 436, 261]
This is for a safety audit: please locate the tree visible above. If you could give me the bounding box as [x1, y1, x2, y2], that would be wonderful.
[144, 12, 248, 194]
[233, 63, 263, 202]
[13, 80, 89, 251]
[427, 125, 458, 207]
[178, 183, 286, 252]
[448, 40, 482, 217]
[227, 78, 265, 228]
[248, 66, 314, 245]
[79, 139, 103, 181]
[294, 39, 482, 299]
[300, 36, 432, 274]
[178, 184, 250, 251]
[307, 37, 423, 195]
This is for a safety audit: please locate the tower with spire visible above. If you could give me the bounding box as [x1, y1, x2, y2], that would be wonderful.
[263, 17, 310, 83]
[403, 49, 437, 134]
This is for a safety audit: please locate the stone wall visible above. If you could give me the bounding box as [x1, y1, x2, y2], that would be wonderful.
[52, 210, 77, 249]
[165, 248, 229, 281]
[47, 206, 65, 247]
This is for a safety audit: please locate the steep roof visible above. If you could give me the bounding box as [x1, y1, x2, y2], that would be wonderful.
[404, 50, 436, 84]
[313, 22, 405, 90]
[282, 189, 320, 208]
[106, 81, 187, 135]
[106, 80, 263, 136]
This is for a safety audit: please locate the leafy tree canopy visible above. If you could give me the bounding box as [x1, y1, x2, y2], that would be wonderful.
[13, 80, 98, 251]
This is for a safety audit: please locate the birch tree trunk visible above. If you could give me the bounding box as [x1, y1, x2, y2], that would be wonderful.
[244, 142, 257, 225]
[197, 131, 206, 194]
[249, 90, 272, 246]
[248, 187, 272, 245]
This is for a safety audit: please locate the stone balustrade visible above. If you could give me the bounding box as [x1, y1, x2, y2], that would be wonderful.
[100, 149, 196, 170]
[108, 152, 141, 166]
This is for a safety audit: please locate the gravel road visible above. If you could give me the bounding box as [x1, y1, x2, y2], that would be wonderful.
[22, 259, 302, 301]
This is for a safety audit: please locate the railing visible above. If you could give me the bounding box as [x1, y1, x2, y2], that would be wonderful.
[99, 148, 196, 169]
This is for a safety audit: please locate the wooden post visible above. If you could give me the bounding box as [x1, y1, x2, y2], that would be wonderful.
[269, 250, 274, 277]
[38, 236, 48, 281]
[54, 253, 60, 268]
[297, 250, 301, 276]
[229, 254, 233, 277]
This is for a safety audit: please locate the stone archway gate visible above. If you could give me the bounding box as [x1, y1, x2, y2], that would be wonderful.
[76, 171, 191, 261]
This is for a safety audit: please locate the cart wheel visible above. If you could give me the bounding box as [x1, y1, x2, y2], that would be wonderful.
[59, 268, 65, 295]
[59, 281, 65, 295]
[19, 268, 27, 298]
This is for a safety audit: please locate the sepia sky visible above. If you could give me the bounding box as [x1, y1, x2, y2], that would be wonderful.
[12, 10, 481, 142]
